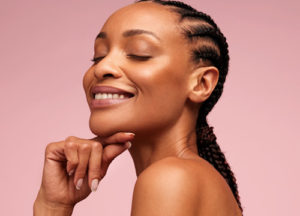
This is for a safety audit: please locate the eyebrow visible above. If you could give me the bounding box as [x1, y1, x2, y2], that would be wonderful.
[95, 29, 160, 41]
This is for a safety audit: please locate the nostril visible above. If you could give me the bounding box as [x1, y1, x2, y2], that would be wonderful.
[103, 73, 114, 78]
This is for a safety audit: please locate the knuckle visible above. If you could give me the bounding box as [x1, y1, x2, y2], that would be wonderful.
[75, 170, 86, 178]
[79, 143, 91, 152]
[45, 143, 52, 155]
[91, 141, 102, 151]
[45, 142, 57, 154]
[89, 167, 101, 176]
[65, 140, 76, 149]
[65, 136, 77, 142]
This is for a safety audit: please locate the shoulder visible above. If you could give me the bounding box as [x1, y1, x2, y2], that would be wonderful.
[131, 156, 242, 216]
[131, 157, 199, 216]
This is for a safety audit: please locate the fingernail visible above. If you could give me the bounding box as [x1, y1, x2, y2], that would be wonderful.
[91, 179, 99, 192]
[68, 169, 75, 176]
[125, 141, 132, 149]
[124, 132, 135, 138]
[76, 178, 83, 190]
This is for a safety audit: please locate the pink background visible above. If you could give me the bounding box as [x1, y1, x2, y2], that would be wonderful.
[0, 0, 299, 215]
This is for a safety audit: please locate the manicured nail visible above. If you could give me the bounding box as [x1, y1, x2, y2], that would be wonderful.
[124, 132, 135, 138]
[68, 169, 75, 176]
[76, 178, 83, 190]
[91, 179, 99, 192]
[125, 141, 132, 149]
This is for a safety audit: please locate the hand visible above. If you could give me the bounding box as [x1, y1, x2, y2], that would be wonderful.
[34, 132, 134, 214]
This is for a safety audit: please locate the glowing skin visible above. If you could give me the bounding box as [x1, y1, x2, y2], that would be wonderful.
[83, 2, 201, 175]
[34, 2, 242, 216]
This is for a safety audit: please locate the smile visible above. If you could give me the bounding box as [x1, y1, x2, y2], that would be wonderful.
[90, 85, 135, 108]
[94, 93, 129, 100]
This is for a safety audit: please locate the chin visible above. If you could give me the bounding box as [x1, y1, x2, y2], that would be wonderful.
[88, 115, 154, 138]
[89, 118, 118, 138]
[89, 112, 133, 137]
[88, 107, 175, 138]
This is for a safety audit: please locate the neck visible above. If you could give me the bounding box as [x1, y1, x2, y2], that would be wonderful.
[128, 109, 199, 176]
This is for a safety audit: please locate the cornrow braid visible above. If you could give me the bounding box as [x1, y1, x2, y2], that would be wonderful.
[136, 0, 243, 213]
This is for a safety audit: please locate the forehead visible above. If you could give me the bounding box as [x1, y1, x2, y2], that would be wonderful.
[100, 2, 181, 41]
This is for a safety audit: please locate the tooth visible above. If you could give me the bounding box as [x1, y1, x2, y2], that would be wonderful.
[95, 93, 101, 99]
[94, 93, 130, 100]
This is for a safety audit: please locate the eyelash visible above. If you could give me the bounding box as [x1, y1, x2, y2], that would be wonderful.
[91, 55, 151, 64]
[127, 54, 152, 61]
[91, 56, 104, 64]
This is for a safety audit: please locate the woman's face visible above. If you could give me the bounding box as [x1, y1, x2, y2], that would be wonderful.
[83, 2, 194, 137]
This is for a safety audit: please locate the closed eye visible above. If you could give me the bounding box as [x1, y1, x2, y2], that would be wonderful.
[91, 54, 151, 64]
[127, 54, 151, 61]
[91, 56, 105, 64]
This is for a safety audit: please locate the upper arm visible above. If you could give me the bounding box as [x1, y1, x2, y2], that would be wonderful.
[130, 158, 199, 216]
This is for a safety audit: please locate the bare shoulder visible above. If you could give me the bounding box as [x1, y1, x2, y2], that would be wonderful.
[131, 156, 242, 216]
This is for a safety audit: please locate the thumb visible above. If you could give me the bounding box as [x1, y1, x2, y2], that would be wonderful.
[100, 142, 131, 177]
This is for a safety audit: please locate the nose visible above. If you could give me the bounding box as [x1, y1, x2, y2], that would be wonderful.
[93, 55, 122, 80]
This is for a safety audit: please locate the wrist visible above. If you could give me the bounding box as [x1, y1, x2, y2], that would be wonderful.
[34, 190, 74, 216]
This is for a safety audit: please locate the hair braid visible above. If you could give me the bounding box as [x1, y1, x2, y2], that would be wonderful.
[136, 0, 243, 213]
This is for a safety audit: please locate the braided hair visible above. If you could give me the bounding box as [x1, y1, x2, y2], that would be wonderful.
[135, 0, 243, 213]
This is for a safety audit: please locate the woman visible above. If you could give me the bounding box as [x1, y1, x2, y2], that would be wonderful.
[34, 0, 243, 215]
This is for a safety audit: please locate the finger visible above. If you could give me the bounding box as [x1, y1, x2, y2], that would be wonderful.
[100, 142, 131, 177]
[64, 137, 79, 176]
[88, 141, 103, 192]
[45, 141, 66, 162]
[74, 142, 91, 190]
[92, 132, 135, 147]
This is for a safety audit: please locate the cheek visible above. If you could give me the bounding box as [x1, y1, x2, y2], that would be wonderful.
[131, 56, 188, 101]
[128, 56, 187, 93]
[125, 57, 189, 126]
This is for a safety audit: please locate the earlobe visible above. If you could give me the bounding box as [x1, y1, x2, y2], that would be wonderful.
[188, 66, 219, 103]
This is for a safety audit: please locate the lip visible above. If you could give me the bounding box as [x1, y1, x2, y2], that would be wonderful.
[91, 85, 134, 96]
[90, 85, 135, 109]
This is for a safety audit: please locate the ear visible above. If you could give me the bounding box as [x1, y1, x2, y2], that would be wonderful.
[188, 66, 219, 103]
